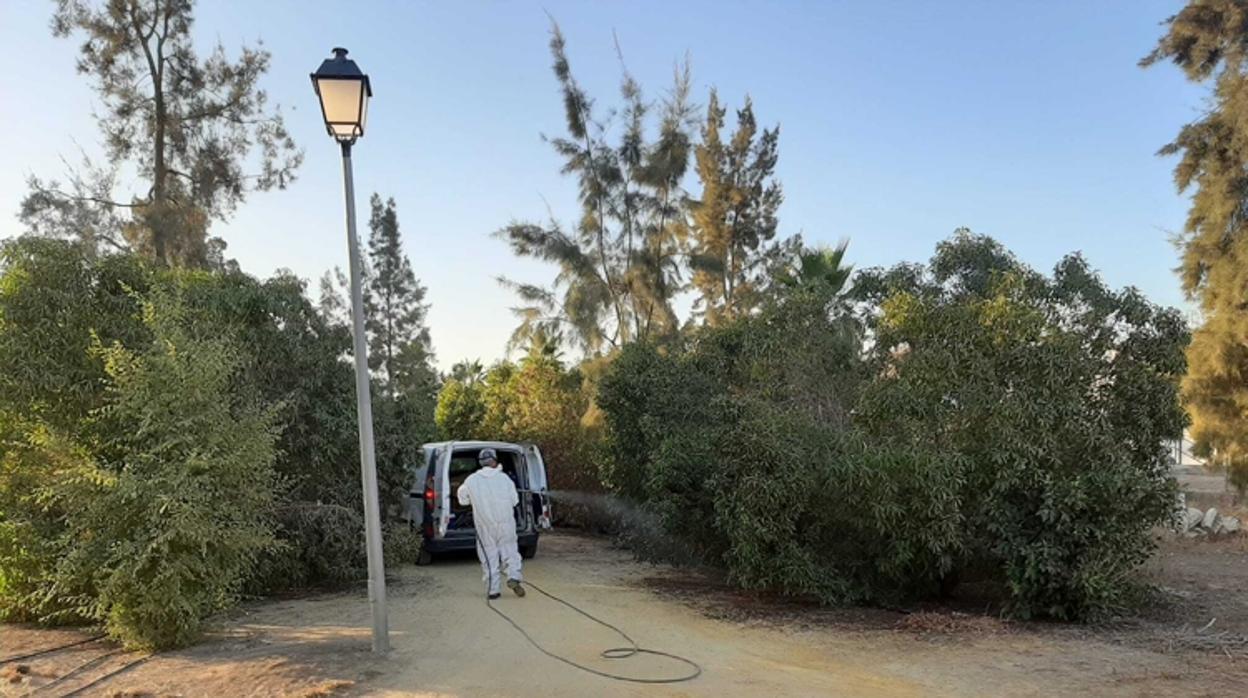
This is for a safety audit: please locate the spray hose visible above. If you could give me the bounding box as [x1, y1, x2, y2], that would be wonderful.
[475, 534, 702, 684]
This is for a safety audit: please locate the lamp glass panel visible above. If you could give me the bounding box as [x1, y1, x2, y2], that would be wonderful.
[330, 123, 358, 138]
[316, 78, 364, 126]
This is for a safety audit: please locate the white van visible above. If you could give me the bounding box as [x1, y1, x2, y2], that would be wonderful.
[406, 440, 552, 563]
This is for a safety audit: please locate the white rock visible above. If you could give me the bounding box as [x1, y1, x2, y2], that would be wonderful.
[1184, 507, 1204, 531]
[1220, 516, 1241, 534]
[1201, 507, 1219, 529]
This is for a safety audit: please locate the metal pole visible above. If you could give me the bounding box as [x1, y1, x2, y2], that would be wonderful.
[340, 140, 389, 653]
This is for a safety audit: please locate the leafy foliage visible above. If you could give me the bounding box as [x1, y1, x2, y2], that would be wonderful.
[597, 276, 864, 561]
[1, 282, 279, 649]
[600, 231, 1187, 619]
[0, 237, 433, 641]
[81, 292, 279, 648]
[0, 237, 151, 624]
[248, 504, 365, 593]
[775, 241, 853, 295]
[1143, 0, 1248, 492]
[434, 343, 600, 492]
[435, 378, 486, 441]
[854, 232, 1187, 617]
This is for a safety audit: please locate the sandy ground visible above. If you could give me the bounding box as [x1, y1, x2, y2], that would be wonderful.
[3, 531, 1247, 697]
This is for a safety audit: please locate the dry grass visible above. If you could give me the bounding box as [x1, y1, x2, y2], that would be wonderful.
[896, 611, 1011, 636]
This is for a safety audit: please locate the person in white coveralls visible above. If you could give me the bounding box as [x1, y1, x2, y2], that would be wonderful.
[456, 448, 526, 599]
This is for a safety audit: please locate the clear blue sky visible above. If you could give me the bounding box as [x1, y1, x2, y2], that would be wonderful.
[0, 0, 1204, 370]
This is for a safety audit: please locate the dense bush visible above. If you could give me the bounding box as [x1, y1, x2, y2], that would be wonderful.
[1, 239, 151, 624]
[435, 378, 486, 441]
[245, 503, 422, 595]
[0, 237, 433, 645]
[600, 346, 966, 601]
[248, 504, 366, 593]
[2, 288, 279, 648]
[853, 232, 1187, 618]
[706, 403, 965, 604]
[599, 231, 1187, 619]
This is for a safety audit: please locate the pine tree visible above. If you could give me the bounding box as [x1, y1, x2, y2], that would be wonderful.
[689, 91, 784, 325]
[364, 194, 436, 400]
[21, 0, 301, 267]
[1144, 0, 1248, 491]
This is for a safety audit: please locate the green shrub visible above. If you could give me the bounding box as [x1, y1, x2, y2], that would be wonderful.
[599, 231, 1187, 620]
[0, 238, 433, 641]
[632, 395, 966, 604]
[854, 233, 1186, 618]
[702, 405, 965, 605]
[0, 238, 152, 625]
[383, 521, 424, 568]
[84, 293, 278, 648]
[4, 290, 282, 649]
[248, 504, 366, 593]
[436, 349, 605, 495]
[249, 506, 424, 595]
[435, 378, 485, 440]
[596, 342, 721, 502]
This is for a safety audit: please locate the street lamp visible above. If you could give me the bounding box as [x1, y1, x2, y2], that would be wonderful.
[311, 47, 388, 653]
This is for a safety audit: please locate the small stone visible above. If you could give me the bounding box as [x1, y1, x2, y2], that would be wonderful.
[1221, 516, 1241, 534]
[1184, 507, 1204, 531]
[1201, 507, 1219, 529]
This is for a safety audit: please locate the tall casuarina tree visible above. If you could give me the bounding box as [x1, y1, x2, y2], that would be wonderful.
[1144, 0, 1248, 491]
[21, 0, 301, 267]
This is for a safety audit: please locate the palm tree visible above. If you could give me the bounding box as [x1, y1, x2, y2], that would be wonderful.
[447, 359, 485, 385]
[524, 327, 566, 365]
[781, 241, 853, 294]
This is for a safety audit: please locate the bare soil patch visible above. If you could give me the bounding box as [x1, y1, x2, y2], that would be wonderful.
[2, 530, 1246, 697]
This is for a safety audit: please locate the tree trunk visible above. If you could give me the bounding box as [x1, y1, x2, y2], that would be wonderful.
[152, 91, 168, 266]
[133, 0, 169, 266]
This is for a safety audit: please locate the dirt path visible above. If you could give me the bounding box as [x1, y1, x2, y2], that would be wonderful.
[3, 531, 1246, 697]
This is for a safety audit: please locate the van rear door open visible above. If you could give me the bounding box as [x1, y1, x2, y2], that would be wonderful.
[435, 445, 453, 537]
[524, 443, 553, 530]
[406, 446, 435, 529]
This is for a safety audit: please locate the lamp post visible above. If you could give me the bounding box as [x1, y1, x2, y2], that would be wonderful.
[311, 47, 388, 653]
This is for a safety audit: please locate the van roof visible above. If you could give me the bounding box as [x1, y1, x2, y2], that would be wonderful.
[422, 440, 528, 451]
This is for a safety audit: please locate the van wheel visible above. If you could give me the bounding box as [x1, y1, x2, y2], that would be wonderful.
[416, 549, 433, 566]
[520, 542, 538, 560]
